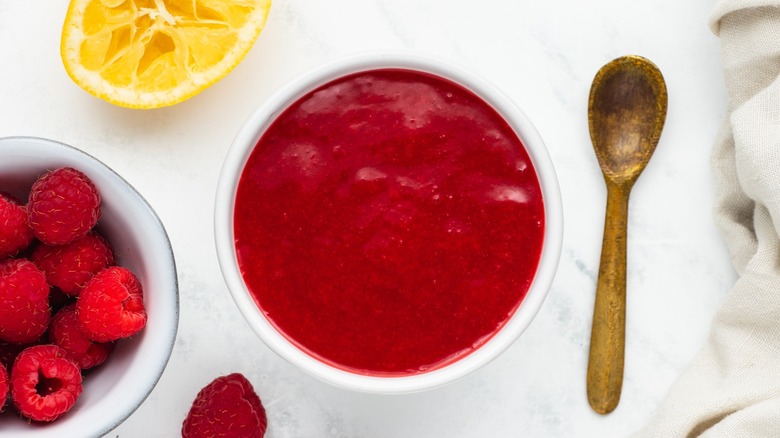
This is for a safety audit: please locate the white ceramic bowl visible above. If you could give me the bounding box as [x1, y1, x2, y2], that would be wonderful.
[0, 137, 178, 437]
[215, 53, 562, 394]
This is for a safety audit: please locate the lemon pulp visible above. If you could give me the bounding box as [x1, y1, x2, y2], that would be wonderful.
[61, 0, 271, 109]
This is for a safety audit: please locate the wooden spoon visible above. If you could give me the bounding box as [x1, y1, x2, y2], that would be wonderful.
[586, 55, 667, 414]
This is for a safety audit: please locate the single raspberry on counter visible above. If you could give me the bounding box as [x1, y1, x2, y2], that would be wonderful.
[0, 258, 50, 344]
[0, 362, 7, 411]
[28, 167, 101, 245]
[0, 192, 34, 259]
[32, 232, 114, 296]
[77, 266, 146, 342]
[11, 344, 82, 422]
[182, 373, 267, 438]
[49, 304, 113, 369]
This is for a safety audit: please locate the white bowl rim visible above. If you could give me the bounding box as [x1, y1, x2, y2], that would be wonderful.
[0, 136, 179, 437]
[214, 52, 563, 394]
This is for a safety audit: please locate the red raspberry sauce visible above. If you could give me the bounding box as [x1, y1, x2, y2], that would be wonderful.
[234, 69, 545, 375]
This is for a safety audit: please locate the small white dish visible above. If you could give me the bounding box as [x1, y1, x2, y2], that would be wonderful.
[0, 136, 179, 438]
[215, 53, 562, 394]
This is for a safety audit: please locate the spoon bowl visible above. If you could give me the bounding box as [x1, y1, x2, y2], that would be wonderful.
[589, 56, 667, 183]
[586, 55, 667, 414]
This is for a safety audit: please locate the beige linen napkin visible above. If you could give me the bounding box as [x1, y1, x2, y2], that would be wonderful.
[634, 1, 780, 436]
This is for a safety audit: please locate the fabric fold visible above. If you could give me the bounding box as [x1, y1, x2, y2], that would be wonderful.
[634, 2, 780, 436]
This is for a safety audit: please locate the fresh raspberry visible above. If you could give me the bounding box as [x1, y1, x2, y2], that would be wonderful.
[10, 344, 82, 422]
[49, 305, 113, 369]
[0, 362, 7, 411]
[0, 192, 34, 259]
[77, 266, 146, 342]
[32, 232, 114, 296]
[0, 258, 50, 344]
[182, 373, 267, 438]
[28, 167, 101, 245]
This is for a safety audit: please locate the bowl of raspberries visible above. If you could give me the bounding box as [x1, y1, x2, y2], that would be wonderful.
[0, 137, 178, 437]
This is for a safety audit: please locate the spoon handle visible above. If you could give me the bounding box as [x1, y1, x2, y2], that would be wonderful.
[587, 181, 630, 414]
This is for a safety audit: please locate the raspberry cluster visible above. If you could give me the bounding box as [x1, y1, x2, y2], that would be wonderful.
[0, 167, 147, 423]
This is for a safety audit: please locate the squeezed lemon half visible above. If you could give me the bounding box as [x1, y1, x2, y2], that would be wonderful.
[61, 0, 272, 109]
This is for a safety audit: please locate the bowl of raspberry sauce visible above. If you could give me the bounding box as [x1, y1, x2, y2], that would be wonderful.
[215, 54, 562, 393]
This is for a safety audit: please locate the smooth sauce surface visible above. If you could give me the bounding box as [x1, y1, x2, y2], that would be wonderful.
[234, 69, 544, 375]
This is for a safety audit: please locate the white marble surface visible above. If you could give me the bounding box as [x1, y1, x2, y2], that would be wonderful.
[0, 0, 732, 436]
